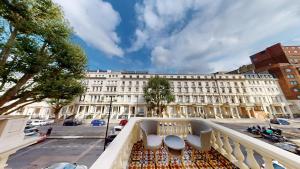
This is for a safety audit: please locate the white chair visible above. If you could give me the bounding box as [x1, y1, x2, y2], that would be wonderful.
[187, 120, 212, 161]
[140, 120, 162, 164]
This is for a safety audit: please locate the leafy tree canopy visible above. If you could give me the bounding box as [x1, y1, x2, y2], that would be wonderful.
[143, 76, 175, 117]
[0, 0, 87, 115]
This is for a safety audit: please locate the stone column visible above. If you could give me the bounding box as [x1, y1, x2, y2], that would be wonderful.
[213, 106, 217, 118]
[219, 107, 223, 119]
[128, 105, 131, 119]
[230, 107, 235, 118]
[270, 105, 276, 118]
[285, 105, 294, 118]
[281, 105, 286, 115]
[246, 109, 252, 118]
[251, 107, 255, 118]
[235, 107, 241, 118]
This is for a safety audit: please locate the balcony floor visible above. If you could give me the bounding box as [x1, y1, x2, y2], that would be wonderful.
[129, 140, 238, 169]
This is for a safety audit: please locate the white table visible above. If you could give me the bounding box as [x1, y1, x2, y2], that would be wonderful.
[164, 135, 185, 165]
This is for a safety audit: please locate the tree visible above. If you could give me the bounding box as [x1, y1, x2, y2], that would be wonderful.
[0, 0, 87, 115]
[143, 77, 175, 117]
[47, 76, 84, 122]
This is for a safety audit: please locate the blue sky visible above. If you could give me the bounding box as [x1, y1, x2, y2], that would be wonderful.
[55, 0, 300, 73]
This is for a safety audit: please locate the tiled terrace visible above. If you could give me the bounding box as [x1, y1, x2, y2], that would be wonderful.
[128, 140, 238, 169]
[90, 118, 300, 169]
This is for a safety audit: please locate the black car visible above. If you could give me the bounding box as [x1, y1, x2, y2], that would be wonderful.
[63, 119, 78, 126]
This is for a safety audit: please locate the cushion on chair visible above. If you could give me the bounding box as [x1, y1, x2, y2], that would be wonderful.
[146, 135, 162, 150]
[187, 134, 201, 149]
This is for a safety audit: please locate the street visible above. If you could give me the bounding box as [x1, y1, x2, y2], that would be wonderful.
[6, 124, 115, 169]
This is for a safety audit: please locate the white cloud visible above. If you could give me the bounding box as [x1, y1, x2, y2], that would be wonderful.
[54, 0, 123, 57]
[132, 0, 300, 73]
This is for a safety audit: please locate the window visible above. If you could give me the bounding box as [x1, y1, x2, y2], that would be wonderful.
[206, 87, 210, 93]
[285, 68, 292, 72]
[290, 81, 298, 85]
[287, 74, 295, 79]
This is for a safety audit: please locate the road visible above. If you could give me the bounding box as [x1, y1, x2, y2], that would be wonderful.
[6, 139, 104, 169]
[38, 124, 117, 137]
[6, 125, 116, 169]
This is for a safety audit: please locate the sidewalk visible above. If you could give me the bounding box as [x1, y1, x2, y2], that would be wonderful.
[48, 136, 104, 139]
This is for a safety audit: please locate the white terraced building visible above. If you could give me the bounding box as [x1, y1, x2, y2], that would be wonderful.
[64, 70, 293, 120]
[12, 70, 293, 120]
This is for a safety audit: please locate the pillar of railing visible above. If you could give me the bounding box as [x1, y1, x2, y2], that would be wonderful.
[245, 148, 260, 169]
[223, 135, 236, 162]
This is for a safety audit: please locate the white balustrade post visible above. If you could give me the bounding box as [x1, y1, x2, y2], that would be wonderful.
[223, 135, 235, 162]
[211, 130, 218, 149]
[233, 142, 248, 169]
[245, 148, 260, 169]
[216, 131, 226, 155]
[263, 156, 274, 169]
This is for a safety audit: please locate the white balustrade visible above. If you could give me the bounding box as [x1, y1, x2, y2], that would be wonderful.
[90, 118, 300, 169]
[216, 131, 226, 155]
[263, 156, 274, 169]
[233, 142, 248, 169]
[246, 148, 260, 169]
[223, 135, 236, 162]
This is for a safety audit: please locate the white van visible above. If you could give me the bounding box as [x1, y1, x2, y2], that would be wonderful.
[31, 119, 46, 126]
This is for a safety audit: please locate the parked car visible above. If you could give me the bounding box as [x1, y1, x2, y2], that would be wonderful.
[31, 119, 46, 126]
[111, 125, 123, 135]
[24, 125, 38, 136]
[91, 119, 106, 126]
[119, 119, 128, 126]
[44, 162, 87, 169]
[104, 134, 117, 147]
[270, 118, 290, 125]
[63, 119, 79, 126]
[46, 119, 55, 125]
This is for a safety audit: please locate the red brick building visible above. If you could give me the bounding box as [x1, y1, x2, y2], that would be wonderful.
[250, 43, 300, 113]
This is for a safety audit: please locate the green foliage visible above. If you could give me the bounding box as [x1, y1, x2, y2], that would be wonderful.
[85, 114, 93, 119]
[143, 77, 175, 116]
[0, 0, 87, 114]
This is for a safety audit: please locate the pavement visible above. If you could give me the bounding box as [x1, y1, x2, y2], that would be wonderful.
[6, 124, 114, 169]
[38, 124, 117, 138]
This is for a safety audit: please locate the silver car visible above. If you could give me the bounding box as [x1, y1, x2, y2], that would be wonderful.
[44, 162, 87, 169]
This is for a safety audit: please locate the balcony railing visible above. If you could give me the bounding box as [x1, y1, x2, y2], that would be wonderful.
[90, 118, 300, 169]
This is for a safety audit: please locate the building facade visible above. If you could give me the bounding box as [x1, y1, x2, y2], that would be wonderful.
[250, 43, 300, 113]
[13, 70, 293, 120]
[66, 70, 292, 119]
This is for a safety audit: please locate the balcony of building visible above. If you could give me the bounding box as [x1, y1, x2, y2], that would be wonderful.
[90, 118, 300, 169]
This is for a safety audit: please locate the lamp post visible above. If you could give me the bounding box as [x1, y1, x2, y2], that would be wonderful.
[103, 96, 113, 151]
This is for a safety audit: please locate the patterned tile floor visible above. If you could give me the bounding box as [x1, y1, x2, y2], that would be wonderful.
[128, 141, 239, 169]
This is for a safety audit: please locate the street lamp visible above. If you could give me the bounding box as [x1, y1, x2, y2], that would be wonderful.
[103, 96, 113, 151]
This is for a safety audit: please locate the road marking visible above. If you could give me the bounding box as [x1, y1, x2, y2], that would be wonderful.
[72, 139, 103, 163]
[9, 139, 57, 160]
